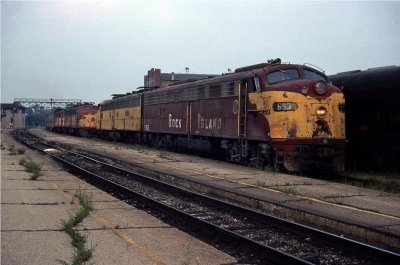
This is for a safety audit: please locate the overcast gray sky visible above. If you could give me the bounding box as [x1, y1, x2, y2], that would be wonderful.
[1, 0, 399, 104]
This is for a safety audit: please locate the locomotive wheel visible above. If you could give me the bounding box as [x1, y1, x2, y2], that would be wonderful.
[273, 155, 284, 171]
[225, 142, 240, 163]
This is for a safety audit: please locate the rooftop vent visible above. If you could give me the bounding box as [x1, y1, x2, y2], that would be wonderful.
[235, 58, 281, 73]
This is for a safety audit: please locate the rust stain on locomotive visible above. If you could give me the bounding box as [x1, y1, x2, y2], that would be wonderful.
[312, 120, 332, 137]
[247, 77, 345, 171]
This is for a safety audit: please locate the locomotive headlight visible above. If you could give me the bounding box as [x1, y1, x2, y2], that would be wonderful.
[316, 106, 327, 119]
[314, 81, 326, 95]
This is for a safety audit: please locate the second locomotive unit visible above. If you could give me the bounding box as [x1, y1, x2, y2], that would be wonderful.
[48, 59, 346, 172]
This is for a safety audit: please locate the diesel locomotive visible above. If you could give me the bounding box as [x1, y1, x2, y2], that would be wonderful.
[48, 103, 97, 135]
[46, 59, 346, 172]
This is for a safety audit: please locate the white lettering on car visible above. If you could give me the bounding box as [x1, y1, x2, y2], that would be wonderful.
[169, 114, 182, 128]
[197, 113, 222, 130]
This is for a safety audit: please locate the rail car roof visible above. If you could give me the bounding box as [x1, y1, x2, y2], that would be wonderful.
[143, 63, 311, 95]
[328, 65, 400, 91]
[100, 92, 141, 106]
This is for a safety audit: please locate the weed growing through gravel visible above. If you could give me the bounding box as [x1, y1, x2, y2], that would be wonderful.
[253, 164, 275, 172]
[280, 186, 300, 196]
[23, 160, 42, 180]
[8, 147, 25, 155]
[329, 196, 345, 205]
[16, 148, 26, 155]
[8, 147, 17, 155]
[157, 151, 178, 161]
[19, 158, 27, 165]
[158, 151, 170, 159]
[58, 189, 93, 265]
[306, 171, 400, 194]
[128, 144, 145, 153]
[342, 173, 400, 194]
[255, 179, 267, 188]
[223, 176, 232, 182]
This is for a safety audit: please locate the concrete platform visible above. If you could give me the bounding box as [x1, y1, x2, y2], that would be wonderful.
[1, 129, 237, 265]
[27, 128, 400, 252]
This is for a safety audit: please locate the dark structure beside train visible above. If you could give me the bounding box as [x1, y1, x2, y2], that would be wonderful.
[144, 68, 218, 88]
[1, 102, 26, 128]
[329, 66, 400, 171]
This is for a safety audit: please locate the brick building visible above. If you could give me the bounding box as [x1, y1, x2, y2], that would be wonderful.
[144, 68, 218, 88]
[1, 103, 26, 129]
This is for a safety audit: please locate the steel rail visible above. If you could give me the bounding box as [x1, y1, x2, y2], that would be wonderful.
[69, 149, 400, 264]
[15, 131, 310, 265]
[15, 130, 400, 264]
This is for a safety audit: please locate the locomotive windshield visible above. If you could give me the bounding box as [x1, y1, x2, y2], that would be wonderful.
[304, 69, 327, 82]
[267, 69, 299, 84]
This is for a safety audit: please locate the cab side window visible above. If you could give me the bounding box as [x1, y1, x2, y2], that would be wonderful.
[253, 76, 261, 92]
[267, 69, 299, 84]
[304, 69, 326, 81]
[246, 76, 261, 92]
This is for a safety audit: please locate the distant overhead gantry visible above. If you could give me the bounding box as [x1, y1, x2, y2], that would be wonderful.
[14, 98, 83, 109]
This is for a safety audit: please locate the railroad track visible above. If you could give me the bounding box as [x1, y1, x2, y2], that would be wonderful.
[15, 130, 400, 265]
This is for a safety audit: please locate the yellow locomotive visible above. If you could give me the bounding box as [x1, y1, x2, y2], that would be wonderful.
[245, 62, 345, 171]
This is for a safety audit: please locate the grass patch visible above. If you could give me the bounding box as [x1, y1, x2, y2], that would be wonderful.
[8, 147, 25, 155]
[58, 189, 93, 265]
[74, 189, 93, 213]
[128, 144, 146, 153]
[8, 147, 17, 155]
[19, 158, 27, 165]
[157, 151, 177, 161]
[280, 186, 300, 196]
[158, 151, 170, 159]
[254, 164, 275, 172]
[308, 171, 400, 194]
[16, 148, 26, 155]
[255, 179, 267, 188]
[224, 176, 231, 182]
[328, 197, 345, 205]
[22, 160, 42, 180]
[348, 176, 400, 194]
